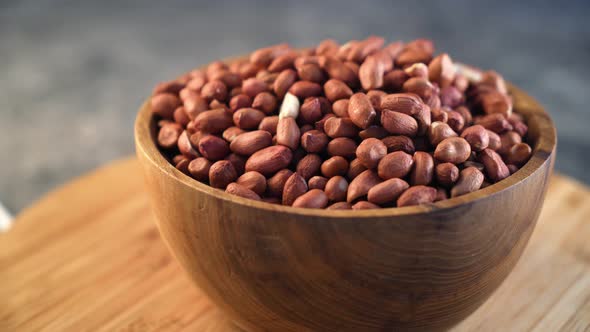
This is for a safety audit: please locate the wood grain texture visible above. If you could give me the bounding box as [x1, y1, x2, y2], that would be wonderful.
[133, 81, 557, 331]
[0, 159, 589, 332]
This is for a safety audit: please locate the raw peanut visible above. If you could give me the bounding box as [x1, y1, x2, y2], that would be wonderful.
[292, 189, 329, 208]
[480, 91, 512, 116]
[268, 51, 298, 72]
[236, 171, 267, 196]
[451, 167, 484, 197]
[256, 71, 277, 85]
[258, 116, 279, 135]
[185, 78, 206, 93]
[508, 116, 528, 137]
[359, 55, 384, 90]
[151, 93, 182, 119]
[175, 157, 190, 174]
[377, 151, 414, 180]
[324, 176, 349, 202]
[194, 109, 233, 134]
[445, 110, 465, 133]
[487, 130, 502, 151]
[297, 63, 326, 83]
[229, 130, 272, 155]
[478, 148, 510, 182]
[347, 36, 384, 62]
[308, 176, 328, 190]
[222, 126, 246, 142]
[380, 93, 426, 115]
[172, 154, 186, 165]
[282, 173, 308, 206]
[356, 138, 387, 169]
[462, 161, 485, 172]
[321, 156, 349, 178]
[498, 131, 522, 155]
[435, 163, 459, 187]
[184, 96, 209, 119]
[188, 131, 207, 148]
[198, 135, 230, 161]
[414, 103, 432, 135]
[300, 98, 323, 124]
[347, 158, 368, 180]
[366, 90, 386, 111]
[404, 63, 429, 78]
[294, 56, 320, 70]
[428, 53, 455, 88]
[428, 122, 457, 146]
[245, 145, 293, 176]
[453, 74, 469, 93]
[476, 113, 512, 133]
[505, 143, 532, 166]
[327, 137, 357, 159]
[455, 106, 473, 125]
[344, 61, 360, 76]
[209, 160, 237, 189]
[367, 178, 409, 205]
[239, 62, 262, 79]
[402, 77, 437, 102]
[214, 71, 242, 89]
[173, 107, 191, 127]
[352, 201, 381, 210]
[296, 154, 322, 180]
[158, 123, 183, 149]
[279, 92, 300, 119]
[347, 170, 382, 203]
[507, 164, 519, 174]
[440, 86, 464, 108]
[348, 93, 377, 129]
[381, 136, 415, 154]
[332, 99, 350, 117]
[251, 92, 277, 114]
[323, 79, 353, 102]
[337, 41, 356, 60]
[397, 185, 437, 207]
[395, 47, 432, 67]
[300, 124, 314, 133]
[226, 182, 261, 201]
[431, 108, 449, 123]
[242, 77, 268, 98]
[316, 96, 332, 114]
[178, 130, 200, 158]
[372, 48, 394, 71]
[153, 81, 185, 95]
[276, 117, 301, 150]
[359, 126, 389, 139]
[435, 188, 448, 201]
[480, 70, 508, 94]
[314, 113, 335, 132]
[201, 80, 228, 101]
[206, 61, 228, 79]
[324, 117, 359, 138]
[289, 81, 322, 99]
[180, 88, 200, 102]
[410, 151, 434, 185]
[233, 108, 265, 129]
[301, 130, 329, 153]
[461, 125, 489, 151]
[327, 202, 352, 210]
[434, 137, 472, 164]
[381, 110, 419, 136]
[316, 39, 339, 56]
[322, 56, 358, 87]
[209, 99, 228, 112]
[188, 157, 212, 182]
[250, 43, 290, 66]
[273, 69, 298, 99]
[383, 70, 409, 92]
[267, 169, 293, 198]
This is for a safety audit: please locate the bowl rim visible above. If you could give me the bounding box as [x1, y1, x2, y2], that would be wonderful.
[135, 74, 556, 219]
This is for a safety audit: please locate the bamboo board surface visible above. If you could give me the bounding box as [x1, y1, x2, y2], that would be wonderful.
[1, 158, 589, 332]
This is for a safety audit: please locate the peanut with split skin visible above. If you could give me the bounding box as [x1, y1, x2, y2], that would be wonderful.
[152, 37, 531, 208]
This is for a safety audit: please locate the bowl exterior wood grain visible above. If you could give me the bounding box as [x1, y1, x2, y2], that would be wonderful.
[135, 82, 555, 331]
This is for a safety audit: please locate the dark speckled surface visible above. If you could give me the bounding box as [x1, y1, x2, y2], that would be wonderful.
[1, 0, 589, 212]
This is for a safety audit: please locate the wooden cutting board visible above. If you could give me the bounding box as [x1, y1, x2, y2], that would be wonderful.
[1, 158, 589, 332]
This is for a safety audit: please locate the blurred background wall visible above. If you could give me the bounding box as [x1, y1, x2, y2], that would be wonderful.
[1, 0, 589, 213]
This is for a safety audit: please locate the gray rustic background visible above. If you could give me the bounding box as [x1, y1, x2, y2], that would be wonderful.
[1, 0, 589, 213]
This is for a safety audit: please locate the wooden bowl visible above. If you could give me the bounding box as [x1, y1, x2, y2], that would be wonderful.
[135, 76, 556, 331]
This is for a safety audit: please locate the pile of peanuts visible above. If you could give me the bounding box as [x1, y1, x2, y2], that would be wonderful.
[151, 37, 532, 209]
